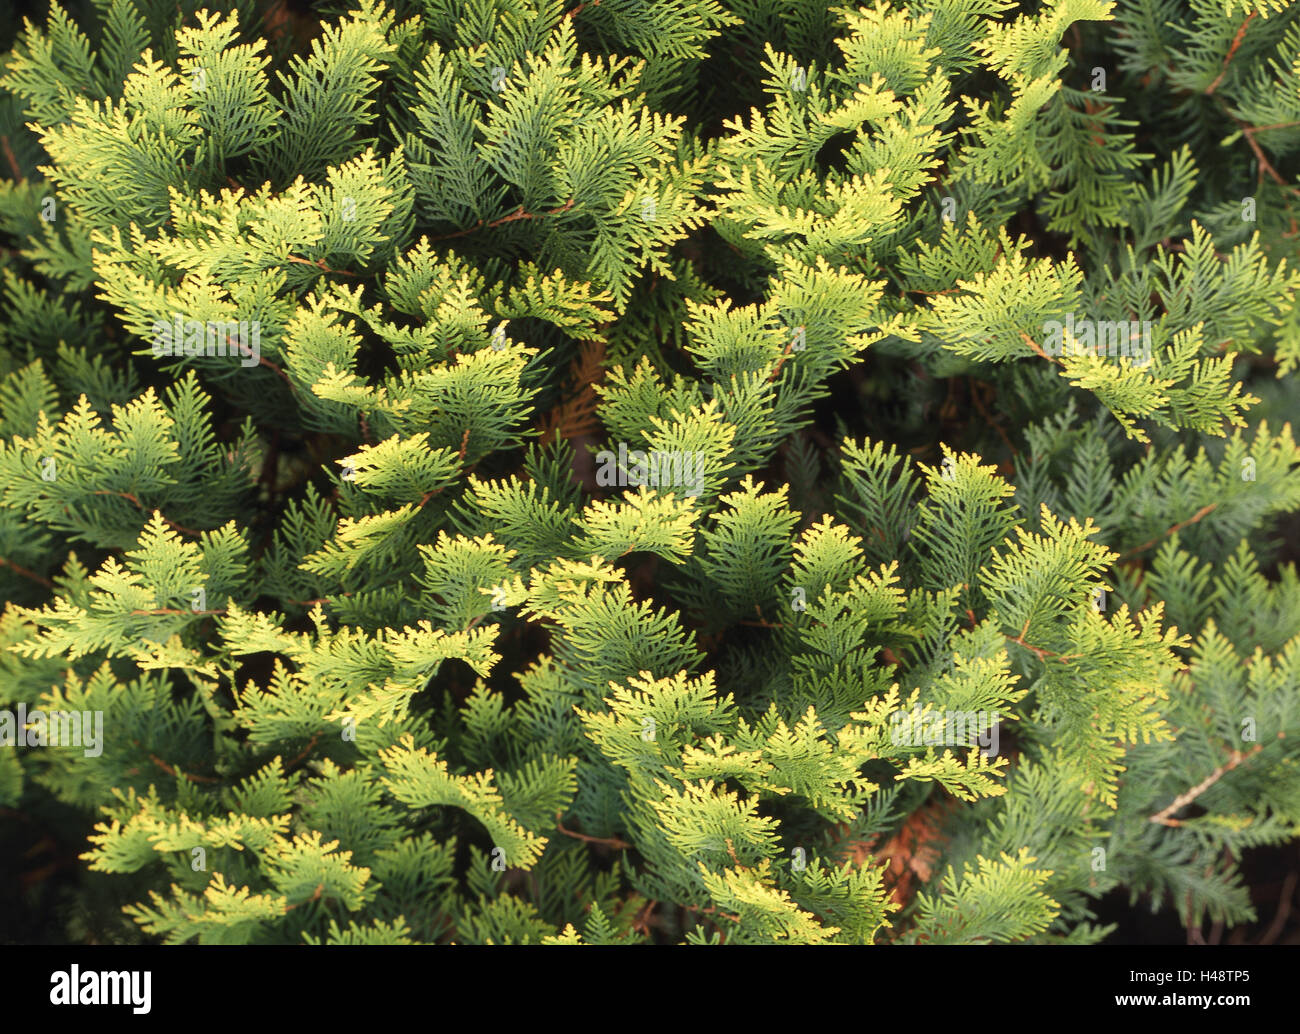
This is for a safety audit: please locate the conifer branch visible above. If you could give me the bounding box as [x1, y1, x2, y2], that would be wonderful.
[1019, 332, 1061, 366]
[631, 898, 659, 935]
[1006, 620, 1081, 663]
[130, 740, 222, 784]
[1005, 632, 1079, 664]
[90, 494, 204, 536]
[286, 255, 359, 277]
[564, 0, 601, 19]
[254, 354, 296, 389]
[3, 0, 1298, 949]
[681, 902, 741, 923]
[1215, 104, 1300, 206]
[1149, 745, 1263, 826]
[768, 341, 799, 382]
[554, 813, 632, 849]
[968, 378, 1020, 458]
[428, 199, 576, 243]
[1244, 121, 1300, 136]
[0, 136, 21, 180]
[288, 593, 355, 607]
[1120, 504, 1218, 559]
[284, 883, 325, 911]
[285, 734, 322, 771]
[0, 556, 53, 587]
[1204, 13, 1257, 96]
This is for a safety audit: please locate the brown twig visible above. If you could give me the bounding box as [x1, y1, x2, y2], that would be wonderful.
[968, 377, 1020, 458]
[91, 493, 204, 536]
[285, 733, 321, 772]
[1244, 120, 1300, 136]
[428, 198, 576, 244]
[256, 353, 295, 389]
[1150, 744, 1263, 827]
[1240, 121, 1292, 191]
[287, 593, 355, 607]
[285, 255, 359, 277]
[1120, 503, 1217, 560]
[1006, 619, 1081, 663]
[768, 338, 800, 383]
[131, 739, 222, 784]
[738, 604, 790, 630]
[1005, 633, 1080, 663]
[1217, 104, 1300, 206]
[1020, 331, 1061, 365]
[554, 813, 632, 849]
[681, 902, 741, 923]
[285, 882, 325, 911]
[631, 898, 659, 937]
[0, 556, 53, 588]
[1205, 12, 1257, 96]
[564, 0, 600, 18]
[0, 136, 22, 181]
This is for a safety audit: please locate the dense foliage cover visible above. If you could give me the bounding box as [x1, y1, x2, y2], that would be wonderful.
[1, 0, 1299, 945]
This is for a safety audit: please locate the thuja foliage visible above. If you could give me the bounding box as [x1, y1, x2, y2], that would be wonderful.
[1, 0, 1299, 945]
